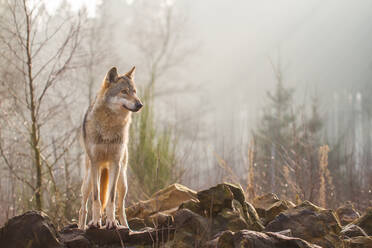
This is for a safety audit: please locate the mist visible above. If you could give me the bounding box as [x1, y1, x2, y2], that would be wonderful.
[179, 0, 372, 115]
[0, 0, 371, 233]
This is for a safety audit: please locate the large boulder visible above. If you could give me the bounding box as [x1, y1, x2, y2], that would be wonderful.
[216, 230, 322, 248]
[126, 183, 197, 220]
[265, 201, 342, 248]
[352, 207, 372, 236]
[0, 211, 61, 248]
[169, 183, 264, 247]
[336, 202, 360, 226]
[253, 193, 295, 225]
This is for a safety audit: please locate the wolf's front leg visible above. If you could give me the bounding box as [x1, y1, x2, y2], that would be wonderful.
[89, 164, 102, 228]
[78, 165, 91, 229]
[105, 163, 121, 229]
[117, 158, 129, 228]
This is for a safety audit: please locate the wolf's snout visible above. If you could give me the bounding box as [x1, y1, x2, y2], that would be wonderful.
[135, 101, 143, 111]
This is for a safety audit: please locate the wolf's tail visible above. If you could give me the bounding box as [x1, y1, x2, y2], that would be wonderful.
[100, 168, 109, 211]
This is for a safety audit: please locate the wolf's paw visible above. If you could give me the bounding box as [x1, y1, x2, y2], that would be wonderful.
[78, 224, 87, 230]
[104, 219, 120, 229]
[88, 219, 102, 229]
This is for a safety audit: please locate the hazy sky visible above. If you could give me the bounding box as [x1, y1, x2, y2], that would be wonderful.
[167, 0, 372, 131]
[182, 0, 372, 97]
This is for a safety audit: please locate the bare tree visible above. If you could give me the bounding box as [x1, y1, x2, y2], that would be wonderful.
[0, 0, 83, 214]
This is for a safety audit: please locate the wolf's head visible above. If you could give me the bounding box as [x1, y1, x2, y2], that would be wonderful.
[101, 66, 143, 112]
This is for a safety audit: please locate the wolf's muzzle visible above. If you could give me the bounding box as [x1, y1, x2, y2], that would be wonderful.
[133, 101, 143, 112]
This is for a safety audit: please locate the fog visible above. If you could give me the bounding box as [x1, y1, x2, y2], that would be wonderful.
[180, 0, 372, 113]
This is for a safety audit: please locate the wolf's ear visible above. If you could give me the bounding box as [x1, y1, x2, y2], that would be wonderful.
[125, 66, 136, 79]
[106, 67, 118, 83]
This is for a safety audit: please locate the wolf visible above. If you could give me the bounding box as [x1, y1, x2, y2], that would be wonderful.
[78, 66, 143, 229]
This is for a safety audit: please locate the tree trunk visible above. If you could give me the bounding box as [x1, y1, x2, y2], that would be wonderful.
[24, 0, 42, 210]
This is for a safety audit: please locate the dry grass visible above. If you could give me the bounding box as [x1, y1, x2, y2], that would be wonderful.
[246, 141, 256, 200]
[318, 145, 330, 208]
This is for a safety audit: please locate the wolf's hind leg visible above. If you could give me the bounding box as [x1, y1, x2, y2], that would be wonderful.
[78, 159, 92, 229]
[117, 165, 129, 228]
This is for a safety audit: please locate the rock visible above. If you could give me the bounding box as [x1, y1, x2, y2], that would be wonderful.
[128, 217, 146, 230]
[216, 230, 235, 248]
[253, 193, 294, 225]
[179, 199, 204, 215]
[59, 225, 90, 248]
[343, 236, 372, 248]
[265, 200, 342, 248]
[64, 235, 91, 248]
[352, 207, 372, 236]
[63, 225, 175, 247]
[0, 211, 177, 247]
[341, 224, 368, 238]
[225, 183, 264, 231]
[84, 227, 130, 245]
[197, 183, 234, 215]
[0, 211, 61, 248]
[145, 212, 174, 228]
[336, 202, 360, 226]
[216, 230, 322, 248]
[197, 183, 263, 231]
[215, 207, 250, 232]
[126, 183, 197, 220]
[172, 208, 210, 247]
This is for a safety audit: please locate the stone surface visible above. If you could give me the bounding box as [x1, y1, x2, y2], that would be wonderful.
[253, 193, 293, 225]
[216, 230, 322, 248]
[59, 225, 91, 248]
[127, 217, 146, 230]
[0, 211, 61, 248]
[178, 199, 204, 215]
[336, 202, 361, 226]
[352, 207, 372, 236]
[171, 208, 210, 247]
[265, 201, 343, 248]
[226, 183, 264, 231]
[126, 183, 197, 220]
[144, 212, 174, 228]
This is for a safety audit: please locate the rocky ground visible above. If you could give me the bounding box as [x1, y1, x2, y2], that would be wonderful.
[0, 183, 371, 248]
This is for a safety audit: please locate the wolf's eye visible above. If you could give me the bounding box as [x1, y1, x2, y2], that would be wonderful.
[121, 89, 128, 94]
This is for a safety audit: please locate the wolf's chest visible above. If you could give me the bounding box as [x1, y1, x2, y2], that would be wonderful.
[89, 134, 126, 162]
[94, 132, 123, 144]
